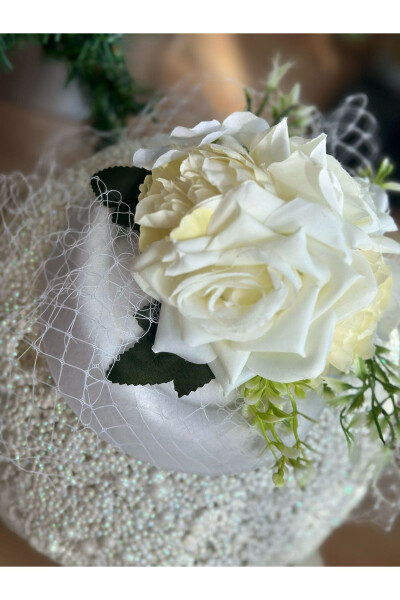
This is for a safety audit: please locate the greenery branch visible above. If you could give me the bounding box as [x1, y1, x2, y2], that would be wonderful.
[0, 34, 150, 141]
[323, 348, 400, 451]
[240, 376, 318, 487]
[244, 57, 316, 136]
[358, 157, 400, 192]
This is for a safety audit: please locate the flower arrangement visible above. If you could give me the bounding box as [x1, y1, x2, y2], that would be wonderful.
[87, 62, 400, 486]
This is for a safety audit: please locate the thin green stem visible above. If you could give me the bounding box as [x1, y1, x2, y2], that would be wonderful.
[255, 87, 273, 117]
[250, 406, 278, 460]
[244, 87, 253, 112]
[272, 104, 296, 125]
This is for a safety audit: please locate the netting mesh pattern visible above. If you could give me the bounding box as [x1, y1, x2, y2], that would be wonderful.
[0, 78, 399, 565]
[323, 94, 379, 170]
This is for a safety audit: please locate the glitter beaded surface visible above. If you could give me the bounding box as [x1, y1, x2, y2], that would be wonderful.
[0, 137, 387, 566]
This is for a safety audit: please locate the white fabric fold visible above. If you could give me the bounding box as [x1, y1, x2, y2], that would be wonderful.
[41, 204, 324, 475]
[153, 304, 216, 364]
[246, 311, 336, 383]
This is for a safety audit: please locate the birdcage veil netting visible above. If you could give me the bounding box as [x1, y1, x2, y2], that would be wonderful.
[0, 76, 399, 566]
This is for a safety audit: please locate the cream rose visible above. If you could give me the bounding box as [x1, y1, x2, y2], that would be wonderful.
[131, 112, 400, 393]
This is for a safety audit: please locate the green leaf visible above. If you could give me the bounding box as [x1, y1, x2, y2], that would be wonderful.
[323, 377, 355, 394]
[91, 166, 149, 230]
[279, 444, 301, 459]
[272, 471, 285, 487]
[256, 412, 286, 423]
[106, 304, 215, 398]
[382, 182, 400, 192]
[353, 356, 368, 381]
[270, 404, 292, 419]
[373, 360, 391, 383]
[327, 394, 356, 407]
[294, 385, 306, 399]
[386, 369, 400, 387]
[375, 345, 391, 355]
[381, 381, 400, 396]
[348, 391, 365, 412]
[348, 413, 368, 429]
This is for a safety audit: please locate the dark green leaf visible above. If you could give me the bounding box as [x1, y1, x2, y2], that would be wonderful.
[373, 361, 390, 383]
[107, 304, 215, 397]
[91, 166, 149, 230]
[375, 345, 392, 356]
[348, 391, 365, 412]
[381, 382, 400, 396]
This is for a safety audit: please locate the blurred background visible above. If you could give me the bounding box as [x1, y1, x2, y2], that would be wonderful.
[0, 33, 400, 566]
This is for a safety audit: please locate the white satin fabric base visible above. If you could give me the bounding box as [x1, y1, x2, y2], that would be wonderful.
[42, 203, 324, 476]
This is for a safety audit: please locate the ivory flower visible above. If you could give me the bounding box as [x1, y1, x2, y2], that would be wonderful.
[131, 112, 400, 392]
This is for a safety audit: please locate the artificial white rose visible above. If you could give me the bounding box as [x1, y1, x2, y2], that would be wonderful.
[131, 112, 400, 393]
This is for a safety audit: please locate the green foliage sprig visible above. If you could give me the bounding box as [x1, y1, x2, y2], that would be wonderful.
[0, 34, 149, 137]
[241, 376, 319, 487]
[358, 157, 400, 192]
[323, 348, 400, 449]
[244, 57, 316, 136]
[0, 34, 52, 71]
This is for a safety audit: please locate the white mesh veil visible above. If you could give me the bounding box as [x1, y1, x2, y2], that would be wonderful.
[0, 76, 399, 565]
